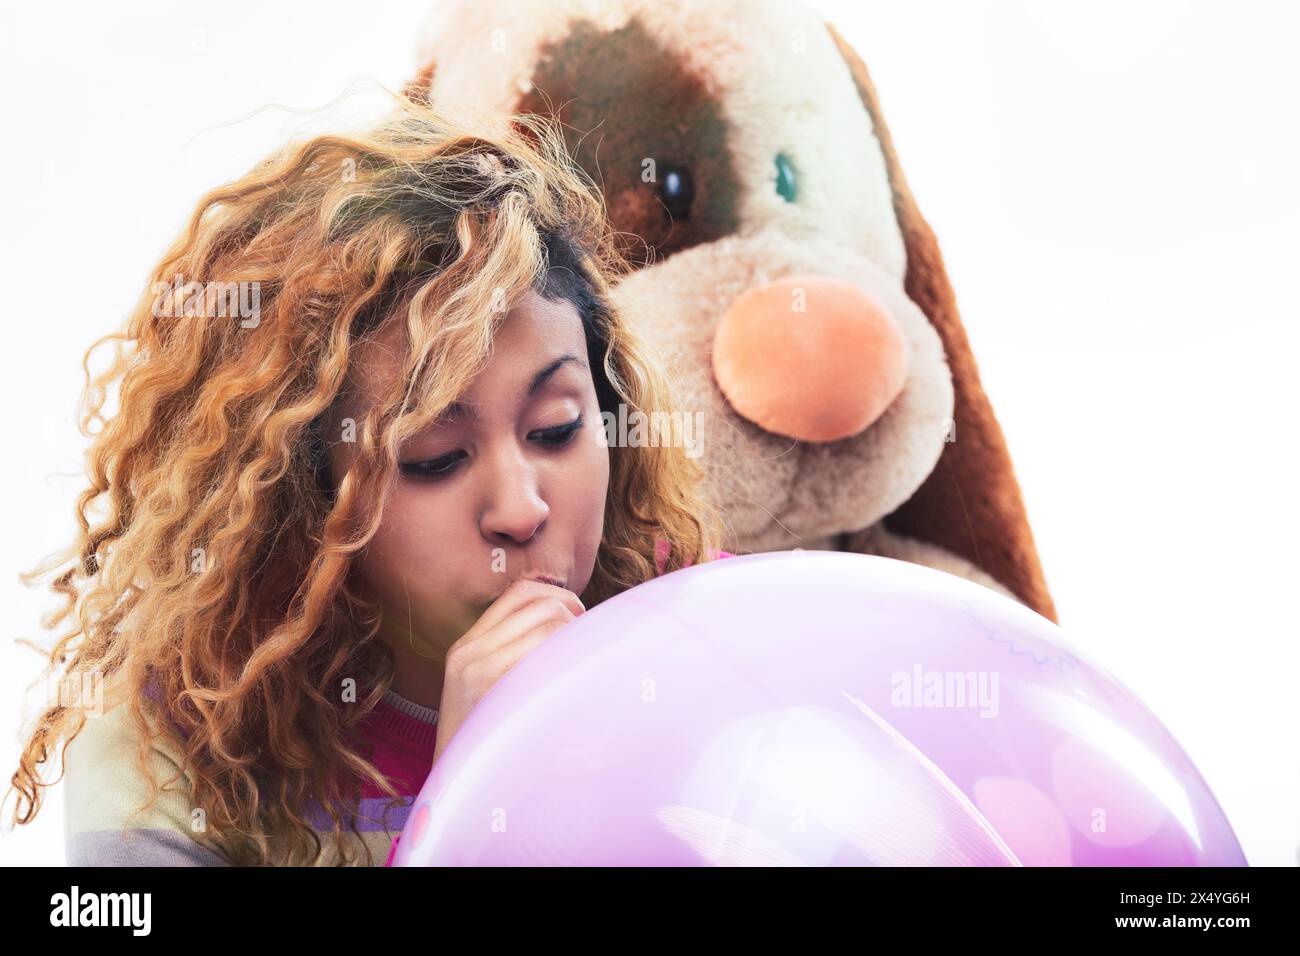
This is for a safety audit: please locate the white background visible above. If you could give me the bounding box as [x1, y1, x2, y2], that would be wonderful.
[1, 0, 1295, 866]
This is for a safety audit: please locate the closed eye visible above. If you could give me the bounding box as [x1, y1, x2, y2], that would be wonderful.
[397, 415, 584, 482]
[398, 450, 467, 481]
[529, 415, 584, 447]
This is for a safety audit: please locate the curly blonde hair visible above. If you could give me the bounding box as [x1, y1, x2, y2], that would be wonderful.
[7, 94, 722, 865]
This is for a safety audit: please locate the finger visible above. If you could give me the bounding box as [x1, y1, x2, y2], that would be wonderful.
[483, 618, 572, 684]
[455, 594, 577, 664]
[464, 578, 584, 638]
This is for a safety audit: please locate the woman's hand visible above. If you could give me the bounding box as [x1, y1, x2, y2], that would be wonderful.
[432, 578, 585, 767]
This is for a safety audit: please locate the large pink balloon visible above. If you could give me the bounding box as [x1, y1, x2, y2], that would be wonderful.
[393, 551, 1246, 866]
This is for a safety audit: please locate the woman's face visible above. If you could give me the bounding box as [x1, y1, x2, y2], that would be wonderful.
[325, 288, 610, 654]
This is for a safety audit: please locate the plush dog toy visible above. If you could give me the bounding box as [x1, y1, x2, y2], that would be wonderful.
[406, 0, 1057, 623]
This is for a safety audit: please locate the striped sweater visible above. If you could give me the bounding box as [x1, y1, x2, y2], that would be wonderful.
[62, 686, 438, 866]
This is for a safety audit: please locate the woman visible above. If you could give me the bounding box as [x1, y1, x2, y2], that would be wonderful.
[8, 95, 724, 866]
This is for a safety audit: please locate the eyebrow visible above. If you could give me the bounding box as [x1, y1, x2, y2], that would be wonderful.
[439, 353, 586, 422]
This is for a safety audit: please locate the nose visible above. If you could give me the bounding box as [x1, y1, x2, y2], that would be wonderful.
[711, 274, 908, 443]
[478, 446, 549, 545]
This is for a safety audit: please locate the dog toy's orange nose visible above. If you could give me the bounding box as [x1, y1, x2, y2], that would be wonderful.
[711, 275, 908, 443]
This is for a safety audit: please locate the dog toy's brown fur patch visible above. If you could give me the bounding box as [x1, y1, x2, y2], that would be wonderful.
[517, 19, 740, 267]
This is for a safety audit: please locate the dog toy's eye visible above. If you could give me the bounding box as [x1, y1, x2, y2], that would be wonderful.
[774, 153, 797, 203]
[657, 165, 694, 220]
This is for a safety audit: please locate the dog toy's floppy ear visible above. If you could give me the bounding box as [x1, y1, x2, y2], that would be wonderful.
[828, 24, 1057, 623]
